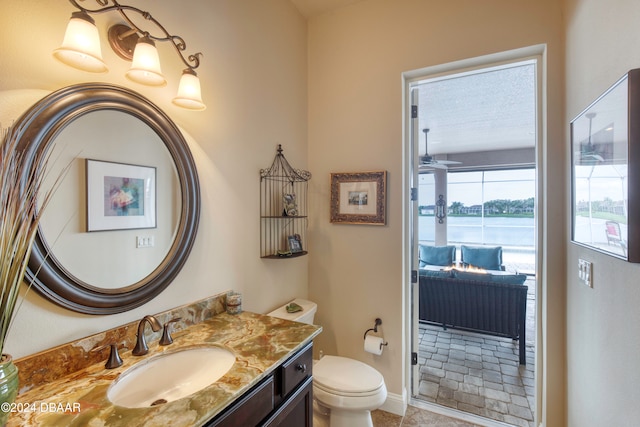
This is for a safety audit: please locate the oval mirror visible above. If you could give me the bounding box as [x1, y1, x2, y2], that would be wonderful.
[14, 83, 200, 314]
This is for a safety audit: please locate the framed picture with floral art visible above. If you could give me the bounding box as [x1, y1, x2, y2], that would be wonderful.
[86, 159, 157, 231]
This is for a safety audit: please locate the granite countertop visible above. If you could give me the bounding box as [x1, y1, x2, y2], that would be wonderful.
[8, 309, 321, 427]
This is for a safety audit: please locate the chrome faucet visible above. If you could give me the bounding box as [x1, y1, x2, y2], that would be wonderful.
[132, 315, 162, 356]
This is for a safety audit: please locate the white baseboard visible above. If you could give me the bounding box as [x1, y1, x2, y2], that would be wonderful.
[380, 389, 407, 416]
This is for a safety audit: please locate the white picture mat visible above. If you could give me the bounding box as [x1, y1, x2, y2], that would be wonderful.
[339, 181, 378, 215]
[87, 159, 157, 231]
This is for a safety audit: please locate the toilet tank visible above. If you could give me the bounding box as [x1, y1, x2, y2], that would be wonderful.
[267, 298, 317, 324]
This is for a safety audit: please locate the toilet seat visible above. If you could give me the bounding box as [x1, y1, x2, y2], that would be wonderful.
[314, 382, 387, 412]
[313, 356, 385, 396]
[314, 381, 384, 398]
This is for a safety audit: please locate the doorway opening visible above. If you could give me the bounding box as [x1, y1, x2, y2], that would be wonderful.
[406, 56, 540, 427]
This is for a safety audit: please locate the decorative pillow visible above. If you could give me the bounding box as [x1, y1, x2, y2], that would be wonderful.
[419, 245, 456, 267]
[419, 268, 454, 279]
[452, 270, 527, 285]
[460, 245, 503, 271]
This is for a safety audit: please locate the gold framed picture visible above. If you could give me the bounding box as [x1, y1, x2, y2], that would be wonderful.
[330, 171, 387, 225]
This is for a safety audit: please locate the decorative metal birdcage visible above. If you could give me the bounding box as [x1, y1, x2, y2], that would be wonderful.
[260, 145, 311, 258]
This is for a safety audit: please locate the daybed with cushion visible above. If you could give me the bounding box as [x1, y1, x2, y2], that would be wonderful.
[418, 249, 528, 365]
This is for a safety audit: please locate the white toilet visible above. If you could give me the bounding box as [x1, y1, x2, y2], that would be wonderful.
[267, 299, 387, 427]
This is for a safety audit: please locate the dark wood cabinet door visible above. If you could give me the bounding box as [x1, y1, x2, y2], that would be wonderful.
[206, 376, 274, 427]
[263, 376, 313, 427]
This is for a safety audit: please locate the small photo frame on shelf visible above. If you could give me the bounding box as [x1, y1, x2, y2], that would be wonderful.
[283, 193, 298, 216]
[288, 234, 303, 253]
[86, 159, 156, 232]
[330, 171, 387, 225]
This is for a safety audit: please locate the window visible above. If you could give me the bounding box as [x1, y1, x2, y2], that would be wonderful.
[419, 168, 535, 246]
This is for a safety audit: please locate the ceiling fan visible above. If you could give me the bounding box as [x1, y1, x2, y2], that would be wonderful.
[419, 128, 461, 170]
[576, 112, 605, 163]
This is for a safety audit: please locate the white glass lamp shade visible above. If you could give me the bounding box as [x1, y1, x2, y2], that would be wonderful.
[125, 37, 167, 86]
[172, 69, 206, 110]
[53, 12, 108, 73]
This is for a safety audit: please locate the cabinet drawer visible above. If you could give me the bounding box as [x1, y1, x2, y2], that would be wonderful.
[280, 342, 312, 397]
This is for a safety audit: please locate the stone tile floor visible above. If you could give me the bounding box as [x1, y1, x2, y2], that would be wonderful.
[372, 406, 482, 426]
[415, 323, 535, 427]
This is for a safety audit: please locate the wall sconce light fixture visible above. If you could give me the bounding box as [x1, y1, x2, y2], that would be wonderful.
[53, 0, 206, 110]
[436, 194, 446, 224]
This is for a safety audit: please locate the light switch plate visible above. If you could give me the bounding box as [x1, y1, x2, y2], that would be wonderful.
[136, 236, 155, 248]
[578, 259, 592, 287]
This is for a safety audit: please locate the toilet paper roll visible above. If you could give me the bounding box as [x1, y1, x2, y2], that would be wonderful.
[364, 335, 385, 355]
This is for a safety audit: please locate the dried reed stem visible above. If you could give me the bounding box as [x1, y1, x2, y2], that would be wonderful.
[0, 126, 66, 354]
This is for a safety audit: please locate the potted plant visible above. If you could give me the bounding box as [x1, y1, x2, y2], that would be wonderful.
[0, 126, 64, 425]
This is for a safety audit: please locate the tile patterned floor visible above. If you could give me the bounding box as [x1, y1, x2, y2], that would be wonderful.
[415, 324, 535, 427]
[368, 324, 535, 427]
[372, 406, 481, 426]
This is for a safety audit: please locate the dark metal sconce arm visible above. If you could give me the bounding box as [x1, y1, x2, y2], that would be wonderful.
[68, 0, 202, 71]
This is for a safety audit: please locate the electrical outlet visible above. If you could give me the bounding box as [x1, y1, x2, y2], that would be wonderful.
[578, 259, 592, 287]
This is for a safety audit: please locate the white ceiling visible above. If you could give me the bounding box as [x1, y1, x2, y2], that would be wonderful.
[290, 0, 364, 18]
[417, 61, 537, 155]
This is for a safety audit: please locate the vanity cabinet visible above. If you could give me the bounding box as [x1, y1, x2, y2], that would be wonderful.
[206, 342, 313, 427]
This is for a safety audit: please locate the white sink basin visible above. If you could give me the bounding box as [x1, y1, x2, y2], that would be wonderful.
[107, 346, 236, 408]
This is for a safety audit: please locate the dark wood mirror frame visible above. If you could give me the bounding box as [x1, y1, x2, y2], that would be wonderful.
[14, 83, 201, 314]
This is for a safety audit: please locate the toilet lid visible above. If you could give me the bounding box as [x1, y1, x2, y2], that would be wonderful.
[314, 356, 385, 394]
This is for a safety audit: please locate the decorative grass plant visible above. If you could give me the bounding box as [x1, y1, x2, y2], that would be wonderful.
[0, 126, 62, 356]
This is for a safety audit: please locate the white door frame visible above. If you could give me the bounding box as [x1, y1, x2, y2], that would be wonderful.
[409, 86, 421, 396]
[402, 44, 546, 425]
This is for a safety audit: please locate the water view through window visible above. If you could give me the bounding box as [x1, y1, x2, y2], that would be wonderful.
[419, 169, 535, 247]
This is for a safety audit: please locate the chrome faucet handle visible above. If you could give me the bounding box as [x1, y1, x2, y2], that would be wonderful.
[160, 317, 182, 346]
[92, 342, 125, 369]
[132, 315, 162, 356]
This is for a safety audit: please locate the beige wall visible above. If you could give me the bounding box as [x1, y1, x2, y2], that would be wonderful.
[306, 0, 566, 424]
[565, 0, 640, 425]
[9, 0, 639, 425]
[0, 0, 309, 358]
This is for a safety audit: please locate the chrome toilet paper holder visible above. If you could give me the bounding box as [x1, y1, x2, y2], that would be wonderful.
[363, 318, 388, 348]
